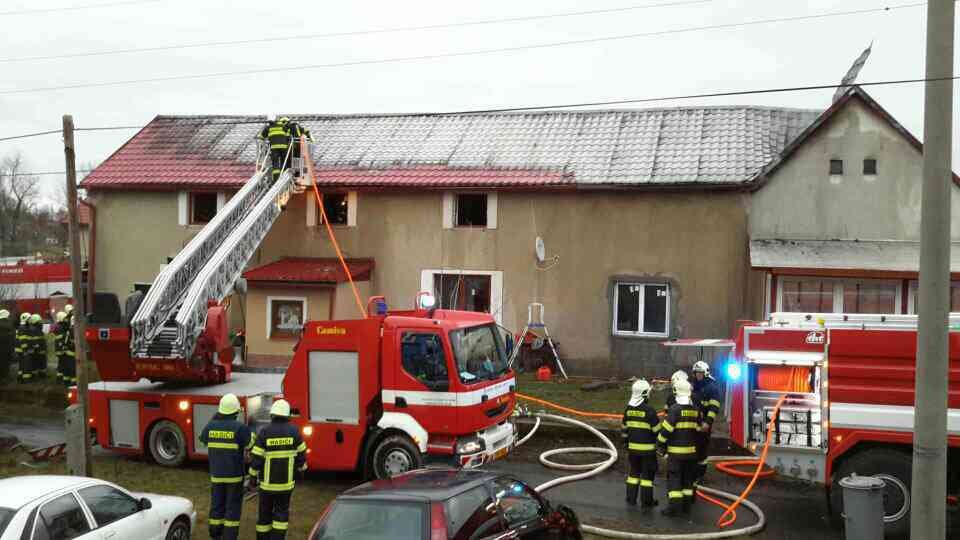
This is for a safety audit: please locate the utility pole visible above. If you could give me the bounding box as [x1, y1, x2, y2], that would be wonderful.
[911, 0, 954, 537]
[63, 115, 92, 477]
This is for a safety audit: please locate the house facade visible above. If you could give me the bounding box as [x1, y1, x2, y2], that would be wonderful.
[82, 106, 823, 376]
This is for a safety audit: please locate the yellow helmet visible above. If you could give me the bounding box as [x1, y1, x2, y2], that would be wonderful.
[279, 116, 290, 124]
[270, 399, 291, 418]
[29, 314, 41, 324]
[218, 393, 241, 415]
[56, 312, 67, 323]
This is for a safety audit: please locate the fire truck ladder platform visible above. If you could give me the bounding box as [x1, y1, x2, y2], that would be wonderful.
[90, 371, 283, 395]
[129, 147, 298, 361]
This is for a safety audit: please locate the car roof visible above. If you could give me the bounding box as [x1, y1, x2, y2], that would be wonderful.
[0, 476, 98, 509]
[341, 469, 502, 501]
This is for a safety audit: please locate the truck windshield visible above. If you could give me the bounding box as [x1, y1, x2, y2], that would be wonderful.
[449, 324, 508, 384]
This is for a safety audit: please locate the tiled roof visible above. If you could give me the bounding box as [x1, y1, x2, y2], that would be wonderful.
[243, 257, 374, 283]
[82, 106, 821, 191]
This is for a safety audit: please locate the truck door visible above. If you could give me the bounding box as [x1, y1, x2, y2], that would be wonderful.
[394, 330, 457, 434]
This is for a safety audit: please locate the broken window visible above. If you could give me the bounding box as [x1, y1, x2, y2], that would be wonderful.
[433, 274, 492, 313]
[863, 159, 877, 175]
[455, 194, 487, 227]
[190, 192, 218, 224]
[614, 282, 669, 336]
[319, 193, 348, 225]
[829, 160, 844, 175]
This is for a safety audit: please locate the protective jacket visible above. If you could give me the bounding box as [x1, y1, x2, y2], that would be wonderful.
[200, 413, 254, 483]
[249, 418, 307, 492]
[622, 403, 660, 454]
[657, 403, 701, 460]
[693, 377, 721, 427]
[259, 121, 292, 150]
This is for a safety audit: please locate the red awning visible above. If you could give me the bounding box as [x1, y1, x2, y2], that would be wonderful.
[242, 258, 373, 284]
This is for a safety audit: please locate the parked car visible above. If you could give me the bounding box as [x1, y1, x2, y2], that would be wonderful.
[309, 469, 582, 539]
[0, 475, 195, 540]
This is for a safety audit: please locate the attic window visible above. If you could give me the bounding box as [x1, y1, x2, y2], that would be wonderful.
[455, 194, 488, 227]
[190, 193, 218, 224]
[829, 160, 844, 175]
[863, 159, 877, 175]
[320, 193, 348, 225]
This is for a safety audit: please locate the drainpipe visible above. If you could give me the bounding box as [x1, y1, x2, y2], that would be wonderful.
[80, 199, 96, 309]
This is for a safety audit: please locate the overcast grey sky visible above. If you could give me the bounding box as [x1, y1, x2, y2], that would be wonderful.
[1, 0, 958, 205]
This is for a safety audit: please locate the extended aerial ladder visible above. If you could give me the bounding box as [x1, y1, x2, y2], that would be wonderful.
[122, 143, 301, 382]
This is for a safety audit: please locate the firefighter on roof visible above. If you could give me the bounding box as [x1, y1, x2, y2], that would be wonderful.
[201, 394, 253, 540]
[657, 379, 701, 516]
[0, 310, 12, 382]
[692, 360, 720, 482]
[622, 379, 660, 508]
[258, 116, 293, 182]
[28, 314, 46, 379]
[15, 313, 30, 383]
[249, 399, 307, 539]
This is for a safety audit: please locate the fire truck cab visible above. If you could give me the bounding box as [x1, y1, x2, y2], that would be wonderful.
[727, 312, 960, 537]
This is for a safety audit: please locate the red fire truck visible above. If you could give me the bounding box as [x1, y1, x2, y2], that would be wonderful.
[80, 295, 517, 479]
[726, 312, 959, 537]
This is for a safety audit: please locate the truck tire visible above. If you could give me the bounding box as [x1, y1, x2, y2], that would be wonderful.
[830, 448, 912, 538]
[148, 420, 187, 467]
[371, 434, 422, 479]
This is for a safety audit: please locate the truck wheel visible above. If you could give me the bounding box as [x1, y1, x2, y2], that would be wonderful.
[371, 435, 422, 479]
[148, 420, 187, 467]
[830, 448, 912, 538]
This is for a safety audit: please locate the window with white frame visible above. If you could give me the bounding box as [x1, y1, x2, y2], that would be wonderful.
[267, 296, 307, 339]
[420, 269, 503, 323]
[178, 191, 226, 225]
[442, 192, 497, 230]
[906, 280, 960, 314]
[613, 282, 669, 337]
[777, 277, 901, 314]
[307, 191, 357, 227]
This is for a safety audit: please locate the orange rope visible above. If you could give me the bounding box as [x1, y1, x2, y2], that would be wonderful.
[516, 393, 622, 420]
[302, 135, 367, 319]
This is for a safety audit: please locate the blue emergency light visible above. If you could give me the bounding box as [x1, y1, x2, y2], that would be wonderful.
[375, 299, 388, 316]
[726, 361, 743, 381]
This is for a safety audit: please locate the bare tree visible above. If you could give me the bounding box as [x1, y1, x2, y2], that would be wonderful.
[0, 152, 40, 256]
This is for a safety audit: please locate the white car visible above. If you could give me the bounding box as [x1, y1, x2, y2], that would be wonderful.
[0, 476, 195, 540]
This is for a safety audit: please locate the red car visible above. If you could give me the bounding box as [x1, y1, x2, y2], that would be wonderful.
[309, 469, 582, 540]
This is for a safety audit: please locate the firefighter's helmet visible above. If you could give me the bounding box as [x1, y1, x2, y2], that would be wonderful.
[64, 304, 74, 313]
[20, 313, 30, 324]
[279, 116, 290, 125]
[629, 379, 651, 406]
[0, 310, 8, 320]
[671, 370, 688, 385]
[270, 399, 291, 418]
[56, 312, 66, 323]
[692, 361, 710, 376]
[219, 393, 241, 416]
[29, 314, 41, 324]
[674, 379, 693, 404]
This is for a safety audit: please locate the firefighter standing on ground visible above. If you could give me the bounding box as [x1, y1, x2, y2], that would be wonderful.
[201, 394, 253, 540]
[0, 310, 12, 382]
[622, 379, 660, 508]
[15, 313, 30, 382]
[248, 399, 307, 539]
[55, 311, 77, 386]
[663, 369, 689, 412]
[258, 116, 293, 182]
[691, 360, 720, 483]
[28, 314, 46, 378]
[657, 379, 701, 516]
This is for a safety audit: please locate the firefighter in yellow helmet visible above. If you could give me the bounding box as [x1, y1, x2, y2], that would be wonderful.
[201, 394, 253, 540]
[0, 310, 13, 382]
[258, 116, 293, 182]
[249, 399, 307, 539]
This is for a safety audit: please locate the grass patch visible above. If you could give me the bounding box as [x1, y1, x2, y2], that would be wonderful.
[0, 449, 347, 539]
[514, 374, 668, 419]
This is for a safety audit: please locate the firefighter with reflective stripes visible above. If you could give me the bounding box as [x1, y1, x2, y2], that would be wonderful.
[249, 399, 307, 539]
[692, 360, 720, 481]
[622, 379, 660, 508]
[54, 312, 72, 385]
[0, 310, 12, 382]
[258, 116, 293, 181]
[15, 313, 30, 382]
[27, 314, 46, 378]
[657, 379, 701, 516]
[201, 394, 254, 540]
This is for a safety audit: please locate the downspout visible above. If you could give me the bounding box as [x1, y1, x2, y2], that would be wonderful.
[80, 199, 96, 309]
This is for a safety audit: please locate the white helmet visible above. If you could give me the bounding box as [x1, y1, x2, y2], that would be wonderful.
[629, 379, 651, 407]
[64, 304, 74, 313]
[671, 370, 688, 384]
[674, 379, 693, 405]
[56, 312, 66, 323]
[20, 312, 30, 324]
[0, 310, 9, 320]
[270, 399, 291, 418]
[693, 361, 710, 376]
[219, 393, 241, 415]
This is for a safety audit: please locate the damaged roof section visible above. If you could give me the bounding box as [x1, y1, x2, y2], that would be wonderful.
[82, 106, 820, 191]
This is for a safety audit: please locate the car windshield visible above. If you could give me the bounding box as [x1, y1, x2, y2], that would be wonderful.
[312, 500, 425, 540]
[0, 507, 13, 535]
[449, 324, 508, 384]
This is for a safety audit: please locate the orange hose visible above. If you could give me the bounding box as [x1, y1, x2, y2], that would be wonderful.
[302, 136, 367, 319]
[716, 393, 787, 528]
[714, 460, 776, 478]
[516, 393, 622, 420]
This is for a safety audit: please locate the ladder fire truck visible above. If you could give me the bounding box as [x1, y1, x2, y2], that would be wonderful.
[726, 312, 960, 537]
[77, 151, 517, 479]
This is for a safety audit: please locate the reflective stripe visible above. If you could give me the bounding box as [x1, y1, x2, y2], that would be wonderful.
[682, 489, 694, 496]
[668, 446, 697, 454]
[660, 422, 674, 432]
[256, 524, 272, 533]
[260, 481, 295, 492]
[251, 446, 265, 456]
[208, 442, 240, 450]
[626, 476, 639, 485]
[266, 450, 300, 459]
[248, 468, 259, 476]
[707, 399, 721, 408]
[675, 422, 700, 430]
[626, 410, 643, 417]
[224, 520, 240, 527]
[668, 491, 684, 499]
[681, 410, 699, 417]
[640, 479, 654, 487]
[296, 442, 307, 452]
[707, 411, 717, 418]
[208, 518, 224, 525]
[657, 434, 668, 444]
[273, 521, 289, 530]
[247, 437, 256, 450]
[211, 476, 243, 483]
[652, 424, 661, 433]
[625, 421, 652, 430]
[628, 443, 655, 451]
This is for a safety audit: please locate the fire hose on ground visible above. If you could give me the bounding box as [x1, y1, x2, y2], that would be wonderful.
[513, 393, 788, 539]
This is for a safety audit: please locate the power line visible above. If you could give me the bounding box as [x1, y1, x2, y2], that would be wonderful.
[0, 2, 928, 96]
[0, 0, 159, 16]
[0, 129, 62, 143]
[0, 0, 709, 64]
[1, 75, 958, 144]
[1, 171, 94, 177]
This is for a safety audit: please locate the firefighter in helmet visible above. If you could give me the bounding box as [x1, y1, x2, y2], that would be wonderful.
[0, 310, 13, 382]
[258, 116, 293, 182]
[54, 312, 67, 383]
[657, 378, 701, 516]
[201, 394, 254, 540]
[663, 369, 689, 412]
[15, 313, 31, 383]
[56, 311, 77, 386]
[27, 314, 46, 379]
[249, 399, 307, 539]
[622, 379, 660, 508]
[691, 360, 721, 483]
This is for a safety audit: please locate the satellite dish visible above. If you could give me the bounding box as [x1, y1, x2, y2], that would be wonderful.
[535, 236, 546, 263]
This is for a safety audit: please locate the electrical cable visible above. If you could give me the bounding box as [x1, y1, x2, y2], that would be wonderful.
[0, 2, 931, 96]
[0, 0, 709, 64]
[0, 0, 159, 17]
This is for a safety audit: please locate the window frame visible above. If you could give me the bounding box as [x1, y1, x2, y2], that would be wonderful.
[420, 269, 503, 324]
[77, 485, 140, 529]
[863, 158, 878, 176]
[612, 282, 670, 338]
[32, 491, 94, 540]
[307, 191, 357, 228]
[906, 280, 960, 314]
[454, 193, 489, 228]
[442, 192, 498, 230]
[188, 192, 219, 225]
[829, 159, 844, 175]
[266, 295, 308, 340]
[398, 331, 451, 391]
[776, 277, 902, 314]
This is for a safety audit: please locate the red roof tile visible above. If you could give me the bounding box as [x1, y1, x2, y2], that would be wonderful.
[243, 258, 373, 283]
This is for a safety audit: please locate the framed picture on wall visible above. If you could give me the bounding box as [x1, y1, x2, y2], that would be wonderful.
[269, 298, 305, 339]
